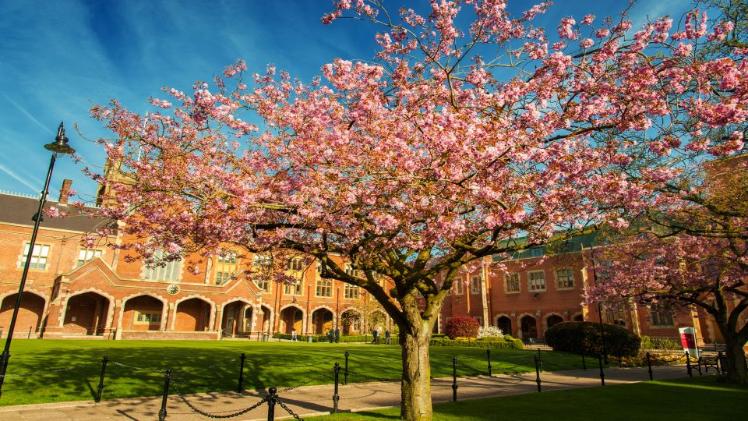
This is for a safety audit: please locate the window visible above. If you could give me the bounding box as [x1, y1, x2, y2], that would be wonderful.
[134, 311, 161, 324]
[287, 257, 304, 271]
[650, 303, 674, 327]
[76, 248, 102, 267]
[253, 254, 272, 268]
[505, 273, 520, 293]
[284, 279, 303, 295]
[141, 250, 182, 282]
[528, 271, 546, 292]
[215, 271, 233, 285]
[470, 275, 482, 294]
[344, 283, 360, 299]
[215, 250, 239, 285]
[19, 243, 50, 270]
[555, 268, 575, 289]
[316, 278, 333, 297]
[454, 278, 464, 295]
[254, 278, 270, 292]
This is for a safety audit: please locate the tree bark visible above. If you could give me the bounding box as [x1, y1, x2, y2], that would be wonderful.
[400, 327, 433, 421]
[723, 335, 747, 384]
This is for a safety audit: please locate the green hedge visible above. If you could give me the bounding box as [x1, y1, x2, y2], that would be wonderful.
[641, 336, 681, 350]
[271, 333, 380, 343]
[430, 335, 524, 349]
[545, 321, 641, 357]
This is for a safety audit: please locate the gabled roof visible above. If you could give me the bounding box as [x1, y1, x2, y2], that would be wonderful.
[0, 192, 113, 233]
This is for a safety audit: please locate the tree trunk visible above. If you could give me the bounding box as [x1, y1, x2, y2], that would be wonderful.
[724, 336, 747, 384]
[400, 327, 433, 421]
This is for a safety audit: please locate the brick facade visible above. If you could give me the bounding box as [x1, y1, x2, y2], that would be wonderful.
[0, 184, 734, 345]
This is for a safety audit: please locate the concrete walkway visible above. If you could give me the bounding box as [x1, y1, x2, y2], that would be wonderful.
[0, 366, 688, 420]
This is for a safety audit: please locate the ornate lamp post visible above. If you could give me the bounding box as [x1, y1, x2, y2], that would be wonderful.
[0, 123, 75, 397]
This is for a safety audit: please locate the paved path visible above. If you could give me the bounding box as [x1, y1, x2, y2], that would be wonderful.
[0, 366, 688, 420]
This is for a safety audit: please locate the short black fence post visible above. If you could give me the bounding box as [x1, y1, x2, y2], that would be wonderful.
[344, 351, 350, 385]
[486, 349, 492, 377]
[685, 351, 693, 378]
[158, 369, 172, 421]
[332, 362, 340, 413]
[646, 352, 653, 380]
[451, 356, 458, 402]
[267, 387, 277, 421]
[95, 355, 109, 403]
[237, 353, 246, 393]
[598, 353, 606, 386]
[581, 350, 587, 370]
[534, 354, 542, 392]
[27, 326, 32, 339]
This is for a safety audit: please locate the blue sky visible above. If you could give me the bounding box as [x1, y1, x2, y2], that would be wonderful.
[0, 0, 691, 203]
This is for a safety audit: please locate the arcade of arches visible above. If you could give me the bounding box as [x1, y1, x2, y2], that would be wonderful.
[0, 292, 45, 338]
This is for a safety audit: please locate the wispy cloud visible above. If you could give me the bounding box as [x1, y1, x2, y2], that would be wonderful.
[2, 94, 54, 135]
[0, 162, 40, 193]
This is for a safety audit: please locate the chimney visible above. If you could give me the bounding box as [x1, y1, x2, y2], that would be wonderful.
[59, 179, 73, 205]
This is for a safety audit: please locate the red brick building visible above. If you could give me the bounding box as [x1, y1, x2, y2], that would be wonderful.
[0, 181, 735, 345]
[0, 182, 393, 341]
[439, 236, 729, 345]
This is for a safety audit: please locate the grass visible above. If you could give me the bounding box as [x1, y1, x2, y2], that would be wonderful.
[312, 376, 748, 420]
[0, 339, 584, 406]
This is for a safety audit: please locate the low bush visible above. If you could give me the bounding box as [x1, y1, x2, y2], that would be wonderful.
[445, 316, 480, 339]
[430, 335, 524, 350]
[641, 336, 681, 350]
[545, 321, 641, 357]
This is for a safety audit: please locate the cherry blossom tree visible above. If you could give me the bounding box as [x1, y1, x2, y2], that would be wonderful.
[90, 1, 747, 418]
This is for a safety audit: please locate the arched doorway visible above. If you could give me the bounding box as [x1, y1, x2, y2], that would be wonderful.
[0, 292, 45, 338]
[369, 310, 386, 334]
[311, 308, 334, 334]
[64, 292, 110, 335]
[222, 300, 251, 337]
[520, 315, 537, 341]
[546, 314, 564, 332]
[496, 315, 512, 336]
[122, 295, 164, 331]
[175, 298, 212, 331]
[341, 309, 362, 335]
[279, 306, 303, 334]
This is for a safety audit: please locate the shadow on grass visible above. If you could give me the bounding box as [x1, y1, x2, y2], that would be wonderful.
[0, 340, 584, 406]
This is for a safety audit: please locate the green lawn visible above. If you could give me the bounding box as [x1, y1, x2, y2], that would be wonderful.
[312, 376, 748, 420]
[0, 339, 584, 406]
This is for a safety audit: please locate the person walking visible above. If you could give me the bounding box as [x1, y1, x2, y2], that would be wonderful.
[334, 327, 340, 343]
[372, 328, 379, 344]
[291, 329, 298, 342]
[385, 329, 391, 344]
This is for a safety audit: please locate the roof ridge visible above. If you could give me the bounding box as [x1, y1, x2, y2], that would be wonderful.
[0, 189, 41, 200]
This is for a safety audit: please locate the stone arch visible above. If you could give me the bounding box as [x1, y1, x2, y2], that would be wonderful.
[310, 306, 335, 335]
[544, 313, 565, 333]
[278, 304, 304, 334]
[519, 313, 538, 341]
[0, 290, 46, 338]
[495, 314, 513, 336]
[121, 293, 167, 331]
[340, 308, 362, 335]
[221, 298, 254, 337]
[173, 295, 214, 332]
[369, 309, 387, 333]
[61, 289, 114, 335]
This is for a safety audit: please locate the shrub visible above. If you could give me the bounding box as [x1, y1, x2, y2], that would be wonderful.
[429, 335, 523, 349]
[545, 321, 641, 357]
[445, 316, 480, 339]
[641, 336, 681, 350]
